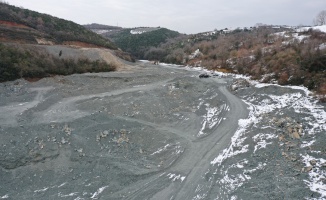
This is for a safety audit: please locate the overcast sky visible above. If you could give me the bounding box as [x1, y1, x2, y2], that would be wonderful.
[7, 0, 326, 34]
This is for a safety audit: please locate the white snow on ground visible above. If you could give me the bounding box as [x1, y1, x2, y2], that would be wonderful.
[91, 29, 110, 34]
[130, 30, 146, 34]
[58, 192, 78, 197]
[210, 101, 254, 166]
[319, 43, 326, 50]
[253, 133, 278, 153]
[130, 27, 161, 35]
[198, 104, 224, 137]
[34, 187, 49, 193]
[0, 194, 9, 199]
[254, 84, 326, 133]
[167, 173, 186, 182]
[293, 33, 310, 42]
[274, 32, 310, 44]
[58, 182, 67, 188]
[150, 142, 183, 156]
[301, 140, 316, 148]
[297, 25, 326, 33]
[218, 160, 267, 195]
[210, 81, 326, 196]
[189, 49, 202, 59]
[152, 62, 326, 197]
[90, 186, 109, 199]
[302, 154, 326, 199]
[151, 144, 171, 155]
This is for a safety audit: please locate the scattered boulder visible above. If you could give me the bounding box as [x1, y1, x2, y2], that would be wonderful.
[273, 117, 303, 139]
[310, 160, 317, 166]
[231, 79, 250, 91]
[303, 166, 313, 172]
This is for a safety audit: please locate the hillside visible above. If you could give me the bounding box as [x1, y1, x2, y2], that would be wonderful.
[140, 25, 326, 100]
[0, 2, 116, 49]
[0, 3, 139, 82]
[86, 25, 181, 59]
[84, 23, 123, 35]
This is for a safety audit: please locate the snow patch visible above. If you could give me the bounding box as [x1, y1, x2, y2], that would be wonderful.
[151, 143, 183, 156]
[34, 187, 48, 193]
[130, 30, 146, 34]
[167, 173, 186, 182]
[58, 192, 78, 197]
[218, 161, 266, 194]
[210, 101, 256, 165]
[253, 133, 278, 153]
[90, 186, 109, 199]
[302, 154, 326, 198]
[198, 104, 226, 137]
[151, 144, 171, 155]
[297, 25, 326, 33]
[189, 49, 203, 59]
[301, 140, 316, 148]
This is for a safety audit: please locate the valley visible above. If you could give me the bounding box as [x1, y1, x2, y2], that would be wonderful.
[0, 62, 325, 199]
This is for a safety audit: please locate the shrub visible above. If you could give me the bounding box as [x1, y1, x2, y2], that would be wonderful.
[0, 44, 116, 82]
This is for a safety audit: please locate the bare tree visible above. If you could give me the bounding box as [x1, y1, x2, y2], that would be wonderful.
[313, 10, 326, 26]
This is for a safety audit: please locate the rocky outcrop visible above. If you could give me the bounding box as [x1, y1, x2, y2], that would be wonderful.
[231, 79, 250, 91]
[273, 117, 303, 140]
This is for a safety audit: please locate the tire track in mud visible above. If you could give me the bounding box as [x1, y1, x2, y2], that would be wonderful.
[112, 81, 249, 200]
[172, 85, 248, 200]
[0, 87, 53, 126]
[31, 79, 173, 124]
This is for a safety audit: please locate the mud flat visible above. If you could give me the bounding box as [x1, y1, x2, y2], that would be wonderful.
[0, 62, 325, 199]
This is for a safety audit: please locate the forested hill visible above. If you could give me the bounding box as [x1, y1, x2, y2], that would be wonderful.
[0, 2, 116, 49]
[85, 25, 181, 59]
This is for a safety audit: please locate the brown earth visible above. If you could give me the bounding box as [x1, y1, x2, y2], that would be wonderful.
[0, 20, 30, 29]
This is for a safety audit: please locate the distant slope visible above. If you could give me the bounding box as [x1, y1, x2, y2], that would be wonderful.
[0, 2, 116, 49]
[108, 28, 180, 58]
[85, 25, 181, 59]
[84, 23, 123, 35]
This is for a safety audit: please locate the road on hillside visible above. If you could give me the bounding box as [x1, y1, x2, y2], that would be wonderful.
[0, 62, 248, 200]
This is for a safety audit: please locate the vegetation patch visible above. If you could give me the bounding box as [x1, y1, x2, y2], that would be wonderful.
[106, 28, 180, 58]
[133, 26, 326, 98]
[0, 43, 116, 82]
[0, 2, 116, 49]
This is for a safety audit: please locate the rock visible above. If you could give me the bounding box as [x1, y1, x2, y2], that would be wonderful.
[61, 137, 68, 144]
[290, 131, 301, 139]
[310, 160, 317, 166]
[305, 166, 313, 172]
[231, 79, 250, 91]
[282, 152, 288, 157]
[279, 134, 285, 142]
[275, 117, 303, 139]
[63, 124, 72, 135]
[291, 157, 297, 162]
[77, 148, 83, 153]
[321, 178, 326, 184]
